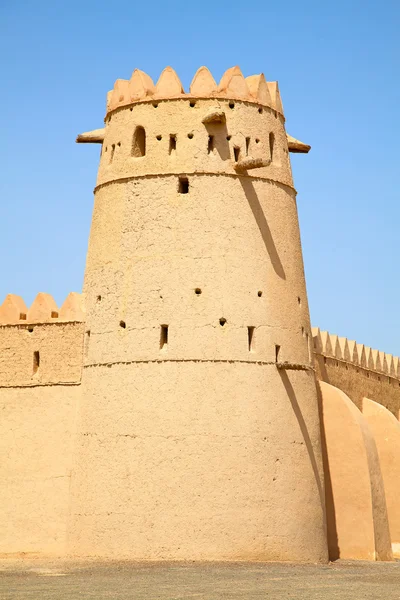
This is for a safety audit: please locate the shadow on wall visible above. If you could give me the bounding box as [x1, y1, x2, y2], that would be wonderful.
[318, 381, 393, 562]
[278, 369, 325, 513]
[204, 120, 231, 161]
[317, 382, 339, 560]
[239, 178, 286, 280]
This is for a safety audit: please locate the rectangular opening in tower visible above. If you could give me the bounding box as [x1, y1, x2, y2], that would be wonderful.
[269, 132, 275, 162]
[246, 137, 250, 156]
[85, 330, 90, 359]
[234, 146, 240, 162]
[169, 135, 177, 154]
[208, 135, 214, 154]
[178, 177, 189, 194]
[132, 126, 146, 157]
[160, 325, 168, 350]
[33, 351, 40, 374]
[248, 326, 255, 352]
[275, 344, 281, 363]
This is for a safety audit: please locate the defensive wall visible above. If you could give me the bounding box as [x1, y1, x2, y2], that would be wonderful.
[313, 328, 400, 418]
[1, 64, 400, 564]
[0, 292, 84, 556]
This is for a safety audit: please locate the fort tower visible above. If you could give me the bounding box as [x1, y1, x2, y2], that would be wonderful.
[68, 66, 328, 561]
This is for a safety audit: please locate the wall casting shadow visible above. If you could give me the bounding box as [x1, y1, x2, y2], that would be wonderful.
[278, 369, 327, 524]
[316, 381, 339, 560]
[204, 121, 231, 161]
[239, 178, 286, 280]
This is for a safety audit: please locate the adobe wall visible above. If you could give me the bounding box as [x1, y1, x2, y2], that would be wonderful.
[0, 293, 84, 556]
[313, 329, 400, 418]
[68, 67, 328, 562]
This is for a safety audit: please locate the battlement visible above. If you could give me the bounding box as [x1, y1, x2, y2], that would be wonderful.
[0, 292, 84, 325]
[312, 328, 400, 379]
[0, 292, 85, 388]
[106, 66, 284, 117]
[312, 328, 400, 418]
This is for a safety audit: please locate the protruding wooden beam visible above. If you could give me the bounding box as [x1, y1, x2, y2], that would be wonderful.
[287, 134, 311, 153]
[202, 109, 226, 124]
[76, 128, 105, 144]
[234, 157, 271, 171]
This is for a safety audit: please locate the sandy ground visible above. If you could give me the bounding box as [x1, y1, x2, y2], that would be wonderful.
[1, 558, 400, 599]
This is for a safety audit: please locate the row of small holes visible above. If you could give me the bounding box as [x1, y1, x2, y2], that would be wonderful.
[323, 358, 399, 386]
[116, 322, 280, 357]
[114, 101, 279, 120]
[148, 100, 264, 111]
[106, 126, 275, 162]
[97, 289, 263, 299]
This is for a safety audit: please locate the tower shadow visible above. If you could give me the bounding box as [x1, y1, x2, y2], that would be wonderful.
[278, 369, 327, 520]
[239, 177, 286, 280]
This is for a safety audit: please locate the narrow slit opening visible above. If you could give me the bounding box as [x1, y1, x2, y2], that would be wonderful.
[275, 344, 280, 363]
[306, 333, 311, 362]
[234, 146, 240, 162]
[110, 144, 115, 162]
[33, 351, 40, 375]
[160, 325, 168, 350]
[208, 135, 214, 154]
[178, 177, 189, 194]
[245, 137, 250, 155]
[269, 132, 275, 162]
[248, 327, 255, 352]
[85, 330, 90, 357]
[169, 135, 177, 154]
[132, 126, 146, 157]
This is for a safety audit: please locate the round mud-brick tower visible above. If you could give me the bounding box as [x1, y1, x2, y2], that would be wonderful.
[68, 66, 328, 562]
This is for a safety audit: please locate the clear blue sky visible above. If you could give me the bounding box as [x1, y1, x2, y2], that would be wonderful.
[0, 1, 399, 354]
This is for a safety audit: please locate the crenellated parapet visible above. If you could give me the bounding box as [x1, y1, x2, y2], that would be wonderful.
[312, 328, 400, 379]
[0, 292, 84, 325]
[106, 66, 285, 117]
[313, 328, 400, 419]
[0, 292, 85, 387]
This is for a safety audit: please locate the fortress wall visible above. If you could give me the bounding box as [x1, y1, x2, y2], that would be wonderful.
[313, 330, 400, 418]
[0, 304, 85, 556]
[0, 385, 81, 556]
[69, 72, 328, 562]
[0, 322, 85, 387]
[319, 382, 392, 561]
